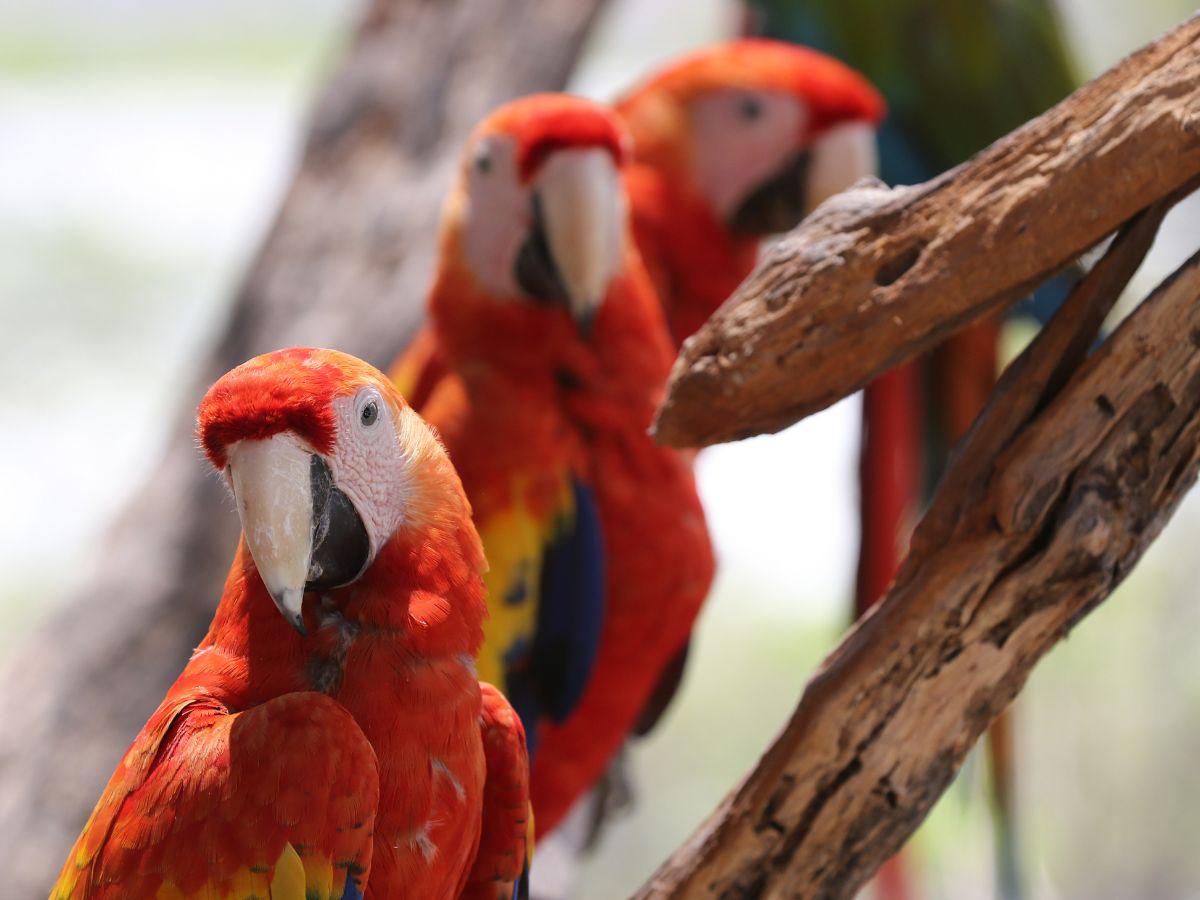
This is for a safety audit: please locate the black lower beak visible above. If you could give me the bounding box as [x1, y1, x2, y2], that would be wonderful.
[305, 455, 370, 594]
[514, 193, 574, 308]
[727, 149, 812, 238]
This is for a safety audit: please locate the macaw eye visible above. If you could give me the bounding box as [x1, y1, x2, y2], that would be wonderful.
[739, 96, 764, 122]
[360, 400, 379, 428]
[475, 147, 492, 174]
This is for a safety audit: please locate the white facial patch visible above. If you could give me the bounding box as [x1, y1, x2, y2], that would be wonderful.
[326, 389, 413, 560]
[461, 134, 529, 297]
[689, 88, 807, 220]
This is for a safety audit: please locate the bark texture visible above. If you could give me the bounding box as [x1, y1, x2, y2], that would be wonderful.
[652, 12, 1200, 449]
[0, 1, 605, 892]
[633, 183, 1200, 897]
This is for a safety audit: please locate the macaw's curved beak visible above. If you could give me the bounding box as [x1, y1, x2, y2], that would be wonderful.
[514, 147, 624, 337]
[227, 434, 370, 635]
[728, 120, 877, 237]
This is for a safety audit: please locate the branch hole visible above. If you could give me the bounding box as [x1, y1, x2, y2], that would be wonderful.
[874, 241, 926, 287]
[1096, 394, 1116, 417]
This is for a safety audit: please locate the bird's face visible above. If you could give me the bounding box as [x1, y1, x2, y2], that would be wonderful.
[618, 39, 885, 238]
[687, 85, 878, 236]
[452, 94, 629, 337]
[199, 348, 450, 632]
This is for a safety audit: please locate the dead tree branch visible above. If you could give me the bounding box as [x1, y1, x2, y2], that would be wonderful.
[0, 2, 606, 892]
[634, 174, 1200, 896]
[652, 13, 1200, 449]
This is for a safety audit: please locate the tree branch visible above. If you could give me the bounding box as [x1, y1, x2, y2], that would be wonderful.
[652, 12, 1200, 449]
[634, 193, 1200, 897]
[0, 2, 606, 892]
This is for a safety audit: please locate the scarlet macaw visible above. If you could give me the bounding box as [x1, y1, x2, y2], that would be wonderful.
[52, 348, 529, 899]
[391, 48, 884, 841]
[610, 40, 885, 737]
[391, 94, 715, 840]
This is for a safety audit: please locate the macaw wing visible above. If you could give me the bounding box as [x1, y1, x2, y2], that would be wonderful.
[462, 683, 532, 900]
[52, 690, 378, 900]
[633, 638, 692, 737]
[476, 476, 605, 751]
[531, 477, 605, 724]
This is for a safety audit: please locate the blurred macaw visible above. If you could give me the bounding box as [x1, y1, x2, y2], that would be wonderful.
[391, 94, 715, 838]
[615, 38, 885, 346]
[746, 2, 1082, 897]
[52, 348, 530, 899]
[602, 40, 884, 749]
[393, 51, 886, 850]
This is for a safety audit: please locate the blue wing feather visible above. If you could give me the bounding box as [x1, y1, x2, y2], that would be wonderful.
[341, 868, 365, 900]
[513, 856, 530, 900]
[531, 477, 606, 725]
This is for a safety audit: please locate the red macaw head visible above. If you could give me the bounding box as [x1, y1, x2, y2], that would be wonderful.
[198, 347, 472, 632]
[616, 38, 885, 235]
[432, 93, 634, 356]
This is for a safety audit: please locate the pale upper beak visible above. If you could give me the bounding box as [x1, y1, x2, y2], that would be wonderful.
[228, 434, 312, 632]
[804, 120, 878, 213]
[531, 147, 625, 334]
[227, 433, 371, 634]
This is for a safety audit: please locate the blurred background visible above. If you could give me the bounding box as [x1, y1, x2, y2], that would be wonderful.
[3, 0, 1199, 897]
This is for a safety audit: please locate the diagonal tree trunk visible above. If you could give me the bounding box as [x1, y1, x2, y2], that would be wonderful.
[0, 1, 606, 892]
[636, 184, 1200, 900]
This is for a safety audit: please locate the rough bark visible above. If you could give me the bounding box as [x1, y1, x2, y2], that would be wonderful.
[633, 193, 1200, 897]
[0, 1, 605, 892]
[652, 12, 1200, 449]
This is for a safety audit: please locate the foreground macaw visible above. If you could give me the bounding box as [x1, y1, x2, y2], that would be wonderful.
[52, 348, 529, 899]
[391, 94, 714, 839]
[747, 4, 1082, 897]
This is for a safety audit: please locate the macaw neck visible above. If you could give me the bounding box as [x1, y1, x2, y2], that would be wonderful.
[190, 527, 486, 705]
[428, 242, 674, 425]
[626, 161, 760, 346]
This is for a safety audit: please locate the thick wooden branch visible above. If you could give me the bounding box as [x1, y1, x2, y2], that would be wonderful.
[0, 2, 606, 893]
[652, 12, 1200, 449]
[634, 199, 1200, 897]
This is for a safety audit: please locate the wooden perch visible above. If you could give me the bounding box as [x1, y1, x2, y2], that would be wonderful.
[0, 2, 606, 893]
[634, 185, 1200, 897]
[652, 13, 1200, 449]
